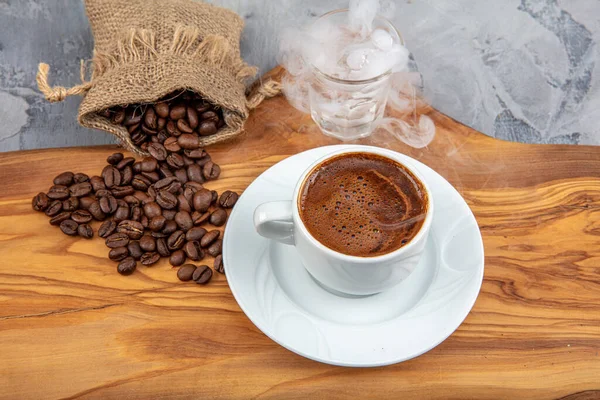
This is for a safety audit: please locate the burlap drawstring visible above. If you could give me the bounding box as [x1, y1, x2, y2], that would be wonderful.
[36, 62, 93, 103]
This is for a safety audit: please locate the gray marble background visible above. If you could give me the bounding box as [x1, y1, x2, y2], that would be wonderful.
[1, 0, 598, 152]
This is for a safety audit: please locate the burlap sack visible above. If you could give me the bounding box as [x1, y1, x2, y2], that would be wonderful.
[36, 0, 280, 155]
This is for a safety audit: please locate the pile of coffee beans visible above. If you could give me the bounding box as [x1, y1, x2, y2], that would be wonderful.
[97, 90, 224, 152]
[32, 146, 238, 285]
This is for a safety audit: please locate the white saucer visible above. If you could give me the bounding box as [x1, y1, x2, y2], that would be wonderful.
[223, 145, 484, 367]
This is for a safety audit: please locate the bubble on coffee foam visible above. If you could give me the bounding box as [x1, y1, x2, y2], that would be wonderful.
[278, 0, 435, 148]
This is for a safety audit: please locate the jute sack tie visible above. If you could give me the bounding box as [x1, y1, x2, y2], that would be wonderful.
[36, 0, 280, 155]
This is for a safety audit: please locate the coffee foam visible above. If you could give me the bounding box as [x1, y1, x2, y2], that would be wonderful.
[299, 153, 427, 257]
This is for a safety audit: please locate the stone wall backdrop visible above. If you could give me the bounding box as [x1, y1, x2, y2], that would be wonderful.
[0, 0, 598, 152]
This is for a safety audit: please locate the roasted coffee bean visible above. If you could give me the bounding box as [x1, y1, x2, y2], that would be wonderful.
[132, 174, 151, 191]
[182, 154, 195, 167]
[88, 201, 106, 220]
[114, 205, 130, 222]
[60, 220, 79, 236]
[219, 190, 239, 208]
[183, 186, 196, 204]
[166, 120, 181, 137]
[73, 173, 89, 183]
[207, 239, 222, 257]
[124, 110, 143, 126]
[184, 148, 208, 159]
[94, 189, 112, 198]
[63, 196, 80, 212]
[186, 164, 204, 183]
[112, 185, 135, 198]
[117, 220, 144, 240]
[139, 252, 159, 266]
[198, 120, 217, 136]
[143, 201, 162, 218]
[107, 152, 124, 165]
[201, 110, 219, 122]
[152, 231, 168, 239]
[209, 208, 227, 226]
[157, 128, 168, 142]
[99, 220, 117, 238]
[192, 211, 210, 225]
[79, 196, 95, 210]
[200, 230, 220, 248]
[214, 255, 224, 274]
[144, 107, 157, 129]
[169, 250, 186, 266]
[177, 264, 197, 281]
[130, 131, 147, 146]
[162, 219, 178, 235]
[147, 142, 167, 161]
[155, 102, 169, 118]
[193, 265, 212, 284]
[99, 195, 118, 214]
[116, 157, 135, 170]
[141, 172, 160, 185]
[156, 238, 170, 257]
[174, 168, 188, 184]
[186, 226, 207, 242]
[177, 119, 193, 134]
[121, 166, 133, 185]
[177, 133, 199, 150]
[192, 189, 212, 212]
[158, 164, 174, 179]
[167, 230, 185, 250]
[133, 191, 152, 204]
[109, 246, 129, 261]
[69, 182, 92, 197]
[106, 232, 129, 248]
[90, 175, 106, 192]
[194, 101, 210, 113]
[50, 211, 72, 226]
[139, 235, 156, 252]
[117, 257, 137, 275]
[166, 153, 185, 169]
[175, 211, 193, 231]
[127, 240, 143, 260]
[211, 190, 219, 205]
[130, 205, 142, 221]
[45, 200, 63, 217]
[156, 190, 177, 210]
[163, 210, 177, 221]
[99, 108, 111, 118]
[184, 240, 204, 261]
[132, 161, 142, 174]
[187, 106, 199, 129]
[177, 194, 191, 212]
[48, 185, 70, 200]
[140, 157, 158, 172]
[111, 109, 125, 124]
[102, 165, 121, 188]
[170, 104, 186, 120]
[202, 161, 220, 180]
[54, 171, 74, 186]
[71, 209, 93, 224]
[78, 224, 94, 239]
[32, 192, 49, 211]
[196, 154, 212, 167]
[163, 137, 181, 153]
[149, 215, 166, 232]
[155, 177, 181, 193]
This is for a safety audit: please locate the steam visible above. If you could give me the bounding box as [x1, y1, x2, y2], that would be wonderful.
[278, 0, 435, 148]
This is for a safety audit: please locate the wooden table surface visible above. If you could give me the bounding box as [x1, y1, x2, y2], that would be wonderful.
[1, 69, 600, 399]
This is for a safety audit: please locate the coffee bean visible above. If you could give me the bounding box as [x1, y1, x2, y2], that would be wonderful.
[88, 201, 106, 220]
[78, 224, 94, 239]
[219, 190, 239, 208]
[127, 240, 143, 260]
[184, 148, 209, 160]
[141, 252, 160, 266]
[141, 171, 160, 184]
[99, 195, 118, 214]
[139, 235, 156, 252]
[60, 220, 79, 236]
[177, 119, 193, 134]
[156, 190, 178, 210]
[192, 189, 212, 212]
[177, 133, 199, 150]
[117, 257, 137, 275]
[107, 152, 124, 165]
[148, 143, 167, 161]
[79, 196, 95, 210]
[207, 239, 222, 257]
[109, 246, 129, 261]
[73, 173, 89, 183]
[69, 182, 92, 197]
[183, 186, 197, 204]
[202, 162, 220, 180]
[124, 110, 143, 126]
[170, 250, 186, 266]
[116, 157, 135, 170]
[132, 174, 151, 191]
[200, 230, 220, 248]
[158, 164, 174, 179]
[183, 240, 204, 261]
[148, 215, 166, 232]
[48, 185, 70, 200]
[162, 219, 178, 234]
[163, 137, 181, 153]
[144, 107, 157, 129]
[182, 154, 195, 167]
[102, 165, 121, 188]
[111, 109, 125, 124]
[157, 128, 168, 142]
[106, 232, 129, 248]
[121, 166, 133, 185]
[186, 164, 204, 183]
[198, 120, 217, 136]
[214, 255, 224, 274]
[61, 196, 79, 212]
[211, 190, 218, 205]
[166, 153, 185, 169]
[174, 168, 188, 184]
[157, 238, 170, 257]
[50, 211, 71, 226]
[71, 209, 93, 224]
[155, 177, 181, 194]
[155, 102, 169, 118]
[99, 220, 117, 238]
[114, 205, 130, 222]
[194, 101, 210, 113]
[177, 264, 197, 281]
[32, 192, 49, 211]
[186, 226, 207, 241]
[112, 186, 135, 198]
[201, 110, 219, 122]
[170, 104, 186, 120]
[166, 120, 181, 137]
[186, 106, 199, 129]
[143, 201, 162, 219]
[117, 220, 144, 239]
[54, 171, 74, 186]
[192, 211, 210, 225]
[90, 176, 106, 192]
[175, 194, 190, 213]
[45, 200, 63, 217]
[167, 230, 185, 250]
[140, 157, 158, 172]
[175, 211, 193, 231]
[209, 208, 227, 226]
[151, 231, 168, 239]
[192, 265, 212, 284]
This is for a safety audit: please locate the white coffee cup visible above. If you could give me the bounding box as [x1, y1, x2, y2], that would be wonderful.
[253, 147, 433, 296]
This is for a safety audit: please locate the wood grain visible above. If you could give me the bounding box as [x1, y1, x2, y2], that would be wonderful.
[1, 67, 599, 399]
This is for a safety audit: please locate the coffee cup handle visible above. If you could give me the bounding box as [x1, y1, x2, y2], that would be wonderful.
[253, 201, 295, 245]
